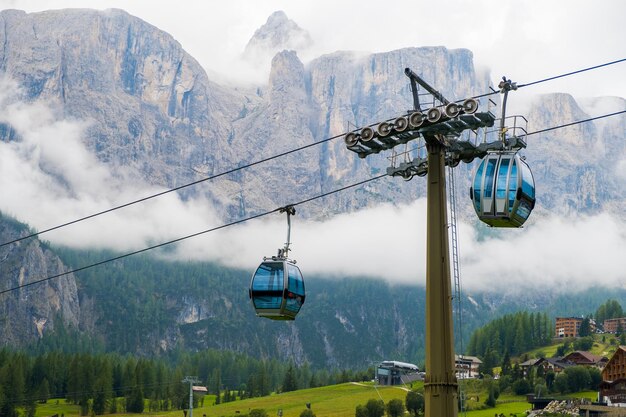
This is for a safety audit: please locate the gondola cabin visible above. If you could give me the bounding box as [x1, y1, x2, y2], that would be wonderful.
[249, 259, 305, 320]
[470, 152, 536, 227]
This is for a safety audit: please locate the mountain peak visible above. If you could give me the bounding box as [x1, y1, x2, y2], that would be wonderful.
[267, 10, 288, 23]
[243, 10, 312, 62]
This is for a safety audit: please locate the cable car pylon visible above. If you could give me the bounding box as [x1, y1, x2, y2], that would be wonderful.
[344, 68, 535, 417]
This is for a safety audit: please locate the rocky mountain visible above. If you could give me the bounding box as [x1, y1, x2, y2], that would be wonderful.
[525, 93, 626, 217]
[0, 8, 242, 201]
[243, 11, 313, 64]
[0, 214, 79, 346]
[2, 8, 621, 220]
[0, 8, 624, 363]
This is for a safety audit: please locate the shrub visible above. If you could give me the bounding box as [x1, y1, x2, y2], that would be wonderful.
[365, 399, 385, 417]
[405, 390, 424, 416]
[300, 409, 315, 417]
[355, 404, 368, 417]
[386, 399, 405, 417]
[512, 379, 531, 395]
[249, 409, 269, 417]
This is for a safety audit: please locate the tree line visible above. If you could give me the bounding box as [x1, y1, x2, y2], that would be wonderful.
[466, 311, 553, 366]
[0, 348, 373, 417]
[468, 299, 626, 367]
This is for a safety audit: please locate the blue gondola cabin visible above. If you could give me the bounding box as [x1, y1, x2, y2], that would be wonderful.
[470, 152, 536, 228]
[249, 259, 305, 320]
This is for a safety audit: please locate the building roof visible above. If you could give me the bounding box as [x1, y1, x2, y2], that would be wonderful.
[600, 377, 626, 389]
[455, 355, 482, 364]
[379, 360, 419, 371]
[534, 357, 574, 370]
[563, 350, 606, 365]
[520, 358, 540, 367]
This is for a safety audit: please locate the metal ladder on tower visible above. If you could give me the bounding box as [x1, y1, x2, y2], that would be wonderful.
[447, 164, 466, 415]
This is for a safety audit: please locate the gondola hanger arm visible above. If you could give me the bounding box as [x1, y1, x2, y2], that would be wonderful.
[277, 205, 296, 259]
[498, 76, 518, 146]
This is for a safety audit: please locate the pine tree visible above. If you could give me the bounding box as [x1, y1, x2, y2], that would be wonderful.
[484, 384, 496, 408]
[125, 363, 144, 413]
[66, 355, 81, 404]
[257, 365, 270, 396]
[212, 368, 222, 396]
[479, 348, 498, 376]
[246, 374, 256, 398]
[282, 364, 298, 393]
[579, 317, 592, 337]
[501, 351, 512, 376]
[38, 378, 50, 404]
[126, 385, 144, 413]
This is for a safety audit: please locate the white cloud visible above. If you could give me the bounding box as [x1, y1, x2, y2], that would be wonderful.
[1, 81, 624, 294]
[173, 200, 429, 283]
[460, 213, 626, 292]
[165, 197, 626, 295]
[0, 79, 223, 251]
[1, 81, 623, 294]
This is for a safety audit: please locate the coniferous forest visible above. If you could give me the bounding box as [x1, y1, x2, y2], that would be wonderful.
[466, 311, 553, 363]
[0, 348, 373, 417]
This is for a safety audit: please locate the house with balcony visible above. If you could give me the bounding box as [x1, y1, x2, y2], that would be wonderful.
[563, 351, 607, 369]
[599, 346, 626, 405]
[455, 355, 482, 379]
[555, 317, 596, 338]
[604, 318, 626, 334]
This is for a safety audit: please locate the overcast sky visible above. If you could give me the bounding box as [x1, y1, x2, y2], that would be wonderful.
[1, 0, 625, 294]
[3, 0, 626, 100]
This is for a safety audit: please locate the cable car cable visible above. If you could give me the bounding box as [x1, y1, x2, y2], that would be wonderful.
[0, 174, 389, 296]
[0, 133, 345, 248]
[1, 109, 623, 296]
[523, 110, 626, 137]
[518, 58, 626, 89]
[0, 58, 623, 248]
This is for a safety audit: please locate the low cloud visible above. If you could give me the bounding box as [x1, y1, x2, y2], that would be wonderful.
[173, 200, 429, 283]
[1, 77, 625, 295]
[171, 199, 626, 295]
[460, 213, 626, 292]
[0, 78, 223, 251]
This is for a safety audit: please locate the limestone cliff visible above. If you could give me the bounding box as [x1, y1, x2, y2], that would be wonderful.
[0, 215, 79, 347]
[0, 8, 243, 194]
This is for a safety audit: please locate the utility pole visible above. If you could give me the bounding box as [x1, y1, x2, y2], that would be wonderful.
[344, 68, 525, 417]
[182, 376, 201, 417]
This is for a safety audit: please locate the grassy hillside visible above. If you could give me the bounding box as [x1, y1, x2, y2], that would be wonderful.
[33, 383, 413, 417]
[32, 381, 601, 417]
[525, 333, 620, 360]
[30, 335, 618, 417]
[198, 383, 411, 417]
[32, 381, 535, 417]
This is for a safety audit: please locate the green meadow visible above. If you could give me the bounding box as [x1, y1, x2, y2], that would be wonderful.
[31, 381, 542, 417]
